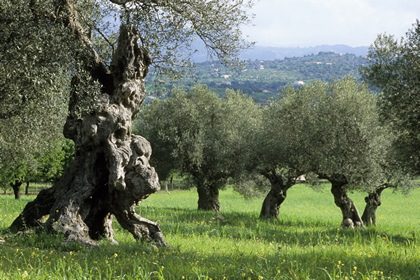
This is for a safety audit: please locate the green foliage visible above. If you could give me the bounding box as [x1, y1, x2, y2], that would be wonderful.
[361, 20, 420, 175]
[1, 0, 72, 95]
[138, 86, 261, 194]
[1, 187, 419, 279]
[1, 0, 255, 192]
[0, 0, 73, 119]
[121, 0, 255, 77]
[0, 0, 75, 190]
[33, 139, 75, 183]
[0, 139, 74, 190]
[256, 77, 394, 192]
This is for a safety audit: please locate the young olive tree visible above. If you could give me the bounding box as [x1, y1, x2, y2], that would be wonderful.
[0, 158, 33, 199]
[6, 0, 255, 247]
[137, 85, 261, 212]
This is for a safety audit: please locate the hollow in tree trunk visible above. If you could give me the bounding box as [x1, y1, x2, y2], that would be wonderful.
[9, 24, 167, 247]
[260, 170, 295, 219]
[328, 175, 364, 228]
[361, 185, 388, 226]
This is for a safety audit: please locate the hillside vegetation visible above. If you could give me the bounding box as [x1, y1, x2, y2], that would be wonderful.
[146, 52, 368, 103]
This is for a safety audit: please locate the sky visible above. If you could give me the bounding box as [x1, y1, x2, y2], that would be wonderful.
[242, 0, 420, 47]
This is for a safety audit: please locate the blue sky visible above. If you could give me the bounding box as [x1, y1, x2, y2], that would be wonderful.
[242, 0, 420, 47]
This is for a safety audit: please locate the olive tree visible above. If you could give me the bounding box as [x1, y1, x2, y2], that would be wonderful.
[311, 78, 391, 227]
[255, 94, 311, 219]
[361, 20, 420, 176]
[137, 86, 261, 211]
[6, 0, 255, 247]
[257, 78, 394, 226]
[0, 158, 33, 199]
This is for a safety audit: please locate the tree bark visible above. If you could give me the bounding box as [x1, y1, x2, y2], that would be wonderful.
[9, 24, 168, 247]
[260, 170, 295, 219]
[11, 180, 23, 200]
[361, 185, 388, 226]
[329, 176, 364, 228]
[197, 182, 221, 212]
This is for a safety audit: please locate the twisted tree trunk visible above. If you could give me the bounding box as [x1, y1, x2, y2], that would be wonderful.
[10, 25, 167, 247]
[329, 176, 364, 228]
[361, 185, 388, 226]
[260, 170, 295, 219]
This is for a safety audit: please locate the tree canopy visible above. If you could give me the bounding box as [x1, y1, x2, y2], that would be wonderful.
[258, 78, 391, 189]
[0, 0, 73, 188]
[361, 20, 420, 175]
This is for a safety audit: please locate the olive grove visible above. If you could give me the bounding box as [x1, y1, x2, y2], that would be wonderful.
[137, 77, 401, 228]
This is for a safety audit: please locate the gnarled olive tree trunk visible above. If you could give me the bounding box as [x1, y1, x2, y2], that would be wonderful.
[361, 185, 388, 226]
[328, 175, 364, 228]
[260, 170, 295, 219]
[10, 25, 167, 247]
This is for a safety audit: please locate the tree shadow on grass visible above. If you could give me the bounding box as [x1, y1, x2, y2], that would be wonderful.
[2, 205, 418, 279]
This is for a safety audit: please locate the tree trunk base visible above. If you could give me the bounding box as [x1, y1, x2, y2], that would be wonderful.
[331, 183, 364, 229]
[260, 191, 284, 219]
[197, 184, 221, 212]
[10, 135, 168, 247]
[362, 186, 387, 226]
[259, 171, 294, 219]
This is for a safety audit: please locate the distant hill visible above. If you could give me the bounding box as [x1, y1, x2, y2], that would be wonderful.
[190, 43, 369, 62]
[239, 44, 369, 61]
[147, 51, 369, 104]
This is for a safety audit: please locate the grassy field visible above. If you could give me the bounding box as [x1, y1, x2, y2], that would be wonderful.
[0, 184, 419, 279]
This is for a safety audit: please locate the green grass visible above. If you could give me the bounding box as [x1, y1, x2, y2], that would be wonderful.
[1, 185, 419, 279]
